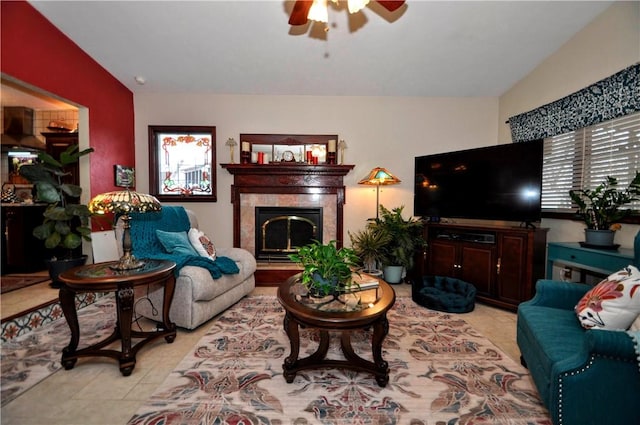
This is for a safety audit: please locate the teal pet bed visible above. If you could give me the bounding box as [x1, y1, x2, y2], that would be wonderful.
[412, 275, 476, 313]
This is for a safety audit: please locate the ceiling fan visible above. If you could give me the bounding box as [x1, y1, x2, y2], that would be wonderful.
[288, 0, 406, 25]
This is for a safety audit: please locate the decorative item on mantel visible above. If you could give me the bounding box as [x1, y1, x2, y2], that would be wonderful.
[241, 141, 251, 164]
[569, 172, 640, 248]
[327, 139, 337, 164]
[225, 138, 237, 163]
[338, 139, 347, 164]
[88, 189, 162, 270]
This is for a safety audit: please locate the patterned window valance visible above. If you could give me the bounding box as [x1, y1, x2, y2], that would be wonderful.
[509, 63, 640, 143]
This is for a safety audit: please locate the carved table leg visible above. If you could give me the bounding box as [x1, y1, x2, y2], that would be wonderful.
[282, 312, 300, 383]
[161, 274, 177, 343]
[59, 286, 79, 370]
[371, 314, 390, 387]
[116, 284, 136, 376]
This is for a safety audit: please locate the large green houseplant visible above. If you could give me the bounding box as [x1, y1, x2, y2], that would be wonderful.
[288, 240, 360, 297]
[19, 144, 94, 285]
[569, 172, 640, 246]
[370, 205, 426, 283]
[348, 225, 391, 276]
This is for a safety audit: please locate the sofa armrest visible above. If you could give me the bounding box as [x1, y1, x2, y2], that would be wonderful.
[585, 328, 638, 360]
[523, 279, 591, 311]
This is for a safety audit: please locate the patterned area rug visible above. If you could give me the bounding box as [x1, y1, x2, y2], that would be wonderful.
[0, 295, 116, 406]
[128, 296, 551, 424]
[1, 276, 50, 294]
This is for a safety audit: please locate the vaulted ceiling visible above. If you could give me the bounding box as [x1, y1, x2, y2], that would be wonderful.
[22, 1, 614, 99]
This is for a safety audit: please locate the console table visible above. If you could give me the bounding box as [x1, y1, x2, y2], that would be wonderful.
[546, 242, 634, 280]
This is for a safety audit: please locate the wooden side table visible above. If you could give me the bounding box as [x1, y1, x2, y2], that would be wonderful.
[58, 259, 177, 376]
[277, 273, 396, 387]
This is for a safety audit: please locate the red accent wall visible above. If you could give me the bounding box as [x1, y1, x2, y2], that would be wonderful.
[1, 1, 135, 205]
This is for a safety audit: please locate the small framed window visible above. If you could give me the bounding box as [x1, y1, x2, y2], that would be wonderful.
[148, 125, 216, 202]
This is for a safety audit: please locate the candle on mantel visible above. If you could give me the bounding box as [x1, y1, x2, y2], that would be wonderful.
[241, 141, 250, 152]
[328, 140, 337, 152]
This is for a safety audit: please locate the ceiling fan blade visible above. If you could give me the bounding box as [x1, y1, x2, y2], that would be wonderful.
[377, 0, 405, 12]
[289, 0, 313, 25]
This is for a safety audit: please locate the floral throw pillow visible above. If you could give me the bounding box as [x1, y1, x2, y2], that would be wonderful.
[575, 265, 640, 330]
[188, 228, 217, 261]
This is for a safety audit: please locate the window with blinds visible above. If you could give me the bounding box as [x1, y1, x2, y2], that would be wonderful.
[541, 111, 640, 213]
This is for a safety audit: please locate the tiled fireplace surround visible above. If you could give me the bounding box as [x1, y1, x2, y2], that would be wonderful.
[221, 163, 354, 285]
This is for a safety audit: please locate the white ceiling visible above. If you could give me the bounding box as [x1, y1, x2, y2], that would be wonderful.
[8, 1, 614, 105]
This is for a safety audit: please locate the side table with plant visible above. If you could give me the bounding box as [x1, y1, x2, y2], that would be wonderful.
[569, 172, 640, 247]
[19, 144, 94, 286]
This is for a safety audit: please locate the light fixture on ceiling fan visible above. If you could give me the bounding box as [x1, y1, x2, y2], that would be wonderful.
[289, 0, 405, 25]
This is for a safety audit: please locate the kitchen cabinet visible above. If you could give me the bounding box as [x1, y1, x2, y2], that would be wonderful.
[423, 223, 548, 311]
[1, 204, 48, 273]
[42, 132, 79, 186]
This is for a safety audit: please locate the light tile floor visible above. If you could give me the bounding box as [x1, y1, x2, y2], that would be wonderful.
[1, 284, 522, 425]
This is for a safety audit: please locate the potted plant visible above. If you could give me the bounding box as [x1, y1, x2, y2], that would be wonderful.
[288, 239, 360, 297]
[348, 225, 391, 276]
[370, 205, 426, 284]
[569, 172, 640, 247]
[19, 144, 94, 286]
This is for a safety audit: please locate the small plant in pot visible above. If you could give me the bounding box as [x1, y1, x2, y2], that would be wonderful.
[19, 144, 94, 286]
[569, 172, 640, 247]
[370, 205, 426, 284]
[288, 240, 360, 297]
[348, 225, 391, 277]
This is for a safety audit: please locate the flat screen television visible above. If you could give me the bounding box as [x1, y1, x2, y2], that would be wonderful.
[414, 140, 543, 224]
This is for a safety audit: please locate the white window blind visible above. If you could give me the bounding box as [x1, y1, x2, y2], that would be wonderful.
[541, 111, 640, 212]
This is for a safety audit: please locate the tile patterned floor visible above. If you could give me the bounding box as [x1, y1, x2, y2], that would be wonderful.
[0, 283, 523, 425]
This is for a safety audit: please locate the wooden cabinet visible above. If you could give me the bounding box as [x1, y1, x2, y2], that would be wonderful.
[42, 132, 79, 185]
[1, 204, 48, 273]
[423, 223, 547, 311]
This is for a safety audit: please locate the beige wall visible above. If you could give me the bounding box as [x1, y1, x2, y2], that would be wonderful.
[134, 95, 498, 247]
[134, 2, 640, 260]
[499, 1, 640, 251]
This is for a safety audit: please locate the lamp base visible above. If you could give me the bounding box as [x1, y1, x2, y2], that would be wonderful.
[110, 253, 145, 271]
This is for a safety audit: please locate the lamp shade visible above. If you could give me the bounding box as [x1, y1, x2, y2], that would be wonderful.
[358, 167, 401, 186]
[88, 190, 162, 270]
[88, 190, 162, 215]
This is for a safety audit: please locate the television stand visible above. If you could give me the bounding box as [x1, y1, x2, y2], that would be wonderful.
[418, 223, 548, 311]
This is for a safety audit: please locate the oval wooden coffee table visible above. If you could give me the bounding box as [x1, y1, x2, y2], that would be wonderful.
[277, 273, 396, 387]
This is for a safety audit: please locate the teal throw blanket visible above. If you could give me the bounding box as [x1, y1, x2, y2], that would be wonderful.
[129, 206, 239, 278]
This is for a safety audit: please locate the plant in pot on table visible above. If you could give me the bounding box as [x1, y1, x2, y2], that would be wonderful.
[569, 172, 640, 248]
[288, 240, 361, 299]
[19, 144, 94, 287]
[369, 205, 426, 284]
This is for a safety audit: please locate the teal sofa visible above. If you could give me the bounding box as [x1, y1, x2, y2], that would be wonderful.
[517, 278, 640, 425]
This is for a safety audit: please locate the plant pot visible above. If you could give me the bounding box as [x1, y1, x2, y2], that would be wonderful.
[45, 255, 88, 288]
[584, 229, 615, 247]
[383, 265, 404, 284]
[361, 268, 383, 278]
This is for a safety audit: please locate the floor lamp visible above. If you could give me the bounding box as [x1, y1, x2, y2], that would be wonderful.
[358, 167, 401, 219]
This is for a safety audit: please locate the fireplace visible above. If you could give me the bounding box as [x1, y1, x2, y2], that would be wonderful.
[255, 207, 323, 261]
[221, 162, 354, 284]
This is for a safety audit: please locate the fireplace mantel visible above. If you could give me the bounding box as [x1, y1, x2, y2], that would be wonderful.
[222, 163, 355, 285]
[221, 163, 355, 247]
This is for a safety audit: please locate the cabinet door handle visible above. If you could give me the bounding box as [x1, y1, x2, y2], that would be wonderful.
[496, 258, 501, 275]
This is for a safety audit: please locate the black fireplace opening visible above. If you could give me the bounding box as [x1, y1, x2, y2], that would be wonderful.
[255, 207, 323, 262]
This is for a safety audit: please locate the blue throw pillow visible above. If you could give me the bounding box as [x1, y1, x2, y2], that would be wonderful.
[155, 230, 199, 256]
